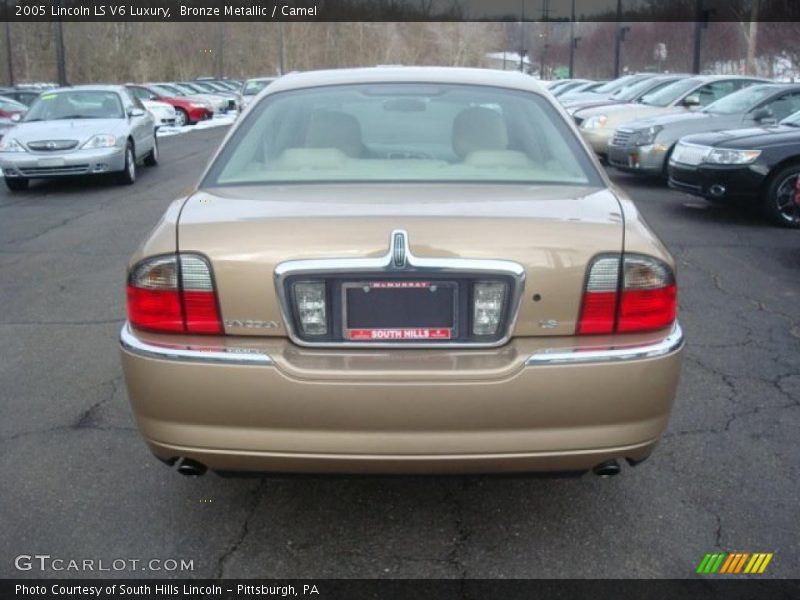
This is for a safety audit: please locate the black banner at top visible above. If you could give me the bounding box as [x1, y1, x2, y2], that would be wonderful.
[3, 0, 800, 23]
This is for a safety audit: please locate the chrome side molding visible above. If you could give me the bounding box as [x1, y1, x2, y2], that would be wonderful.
[526, 323, 684, 366]
[120, 323, 274, 366]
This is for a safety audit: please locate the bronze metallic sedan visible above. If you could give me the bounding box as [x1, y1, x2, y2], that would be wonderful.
[120, 67, 684, 477]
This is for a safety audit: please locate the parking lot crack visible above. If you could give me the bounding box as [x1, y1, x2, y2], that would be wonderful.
[73, 376, 122, 429]
[214, 479, 266, 579]
[441, 478, 472, 580]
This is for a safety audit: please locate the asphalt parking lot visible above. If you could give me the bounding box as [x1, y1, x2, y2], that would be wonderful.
[1, 126, 798, 579]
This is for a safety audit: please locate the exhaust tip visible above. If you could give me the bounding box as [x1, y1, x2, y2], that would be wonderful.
[592, 459, 621, 478]
[176, 457, 207, 477]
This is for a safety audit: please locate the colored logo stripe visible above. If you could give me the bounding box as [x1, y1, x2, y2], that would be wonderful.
[698, 553, 773, 574]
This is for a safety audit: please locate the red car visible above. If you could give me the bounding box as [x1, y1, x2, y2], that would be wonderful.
[126, 84, 212, 127]
[0, 96, 28, 119]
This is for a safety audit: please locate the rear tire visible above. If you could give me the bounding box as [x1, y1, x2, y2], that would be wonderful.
[4, 176, 28, 191]
[144, 136, 158, 167]
[117, 142, 136, 185]
[763, 164, 800, 228]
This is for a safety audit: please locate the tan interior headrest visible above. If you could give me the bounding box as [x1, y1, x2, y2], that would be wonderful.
[305, 110, 363, 158]
[452, 107, 508, 158]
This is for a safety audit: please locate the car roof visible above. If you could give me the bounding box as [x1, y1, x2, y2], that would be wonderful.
[47, 84, 126, 93]
[267, 67, 547, 95]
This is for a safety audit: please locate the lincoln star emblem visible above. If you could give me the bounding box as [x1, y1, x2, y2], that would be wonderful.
[392, 231, 407, 268]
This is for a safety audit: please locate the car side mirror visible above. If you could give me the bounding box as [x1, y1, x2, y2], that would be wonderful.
[750, 106, 773, 122]
[128, 107, 146, 118]
[682, 95, 701, 108]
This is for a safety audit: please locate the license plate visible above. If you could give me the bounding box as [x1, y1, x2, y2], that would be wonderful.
[38, 157, 65, 168]
[671, 144, 707, 166]
[342, 280, 457, 342]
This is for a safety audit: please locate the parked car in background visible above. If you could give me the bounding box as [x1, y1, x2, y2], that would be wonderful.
[238, 77, 276, 110]
[0, 88, 42, 106]
[609, 83, 800, 177]
[169, 82, 229, 114]
[0, 85, 157, 191]
[120, 67, 683, 477]
[588, 76, 768, 162]
[184, 80, 239, 111]
[551, 79, 592, 97]
[142, 99, 176, 128]
[0, 96, 28, 118]
[570, 74, 688, 118]
[668, 108, 800, 227]
[127, 84, 213, 126]
[574, 75, 690, 159]
[557, 73, 657, 104]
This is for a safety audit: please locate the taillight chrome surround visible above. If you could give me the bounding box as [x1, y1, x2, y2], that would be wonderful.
[578, 253, 677, 335]
[127, 253, 223, 334]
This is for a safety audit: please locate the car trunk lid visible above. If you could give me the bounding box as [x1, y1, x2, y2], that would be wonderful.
[177, 183, 624, 339]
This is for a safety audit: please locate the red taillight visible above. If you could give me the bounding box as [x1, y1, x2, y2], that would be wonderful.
[126, 254, 222, 334]
[126, 287, 184, 332]
[578, 254, 677, 335]
[617, 285, 677, 333]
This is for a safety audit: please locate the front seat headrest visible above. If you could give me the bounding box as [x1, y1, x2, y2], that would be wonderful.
[305, 110, 364, 158]
[452, 107, 509, 158]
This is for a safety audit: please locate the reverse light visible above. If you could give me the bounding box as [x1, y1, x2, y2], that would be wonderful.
[473, 281, 507, 336]
[578, 254, 676, 335]
[0, 138, 26, 152]
[294, 282, 327, 335]
[127, 253, 222, 334]
[82, 134, 117, 149]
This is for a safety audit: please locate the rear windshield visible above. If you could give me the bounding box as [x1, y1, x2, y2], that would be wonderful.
[24, 90, 123, 121]
[205, 83, 600, 187]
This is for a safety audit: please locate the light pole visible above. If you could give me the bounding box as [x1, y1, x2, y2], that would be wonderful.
[613, 0, 623, 78]
[519, 0, 525, 73]
[216, 22, 224, 78]
[54, 2, 67, 86]
[568, 0, 576, 78]
[4, 17, 13, 86]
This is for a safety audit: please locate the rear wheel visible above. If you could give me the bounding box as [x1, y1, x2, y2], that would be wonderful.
[174, 108, 189, 127]
[144, 136, 159, 167]
[763, 164, 800, 228]
[117, 142, 136, 185]
[4, 176, 28, 191]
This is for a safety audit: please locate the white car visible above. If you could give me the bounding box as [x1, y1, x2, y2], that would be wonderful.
[142, 99, 176, 128]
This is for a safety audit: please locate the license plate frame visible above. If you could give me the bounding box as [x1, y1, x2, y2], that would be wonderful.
[341, 280, 458, 342]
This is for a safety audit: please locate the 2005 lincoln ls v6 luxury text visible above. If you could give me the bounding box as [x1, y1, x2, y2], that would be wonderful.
[119, 67, 684, 477]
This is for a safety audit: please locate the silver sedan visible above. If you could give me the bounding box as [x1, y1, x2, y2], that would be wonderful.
[0, 85, 157, 191]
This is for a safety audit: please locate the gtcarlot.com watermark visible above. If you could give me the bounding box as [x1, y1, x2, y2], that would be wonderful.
[14, 554, 194, 573]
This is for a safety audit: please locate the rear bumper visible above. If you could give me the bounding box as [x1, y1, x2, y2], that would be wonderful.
[120, 322, 684, 474]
